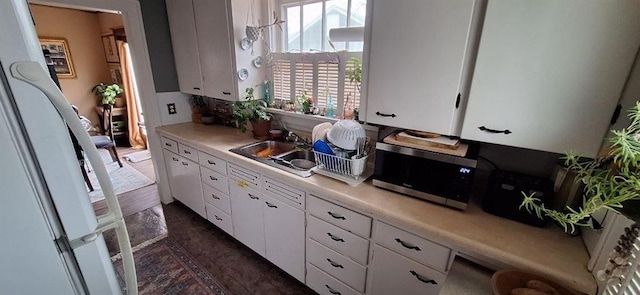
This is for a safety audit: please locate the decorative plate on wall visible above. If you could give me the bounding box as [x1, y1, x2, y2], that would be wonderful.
[253, 56, 263, 68]
[240, 38, 252, 51]
[238, 68, 249, 81]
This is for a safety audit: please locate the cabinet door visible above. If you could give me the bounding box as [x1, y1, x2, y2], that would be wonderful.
[175, 157, 206, 217]
[370, 245, 446, 295]
[163, 150, 181, 198]
[229, 179, 265, 256]
[365, 0, 476, 135]
[462, 0, 640, 156]
[263, 195, 305, 283]
[193, 0, 236, 100]
[165, 0, 203, 95]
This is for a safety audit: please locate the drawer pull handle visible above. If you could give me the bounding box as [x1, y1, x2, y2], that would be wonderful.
[209, 176, 218, 181]
[395, 238, 421, 251]
[327, 211, 346, 220]
[181, 162, 188, 166]
[184, 150, 191, 154]
[207, 160, 216, 165]
[214, 215, 223, 221]
[325, 285, 341, 295]
[165, 142, 172, 147]
[211, 194, 220, 200]
[478, 126, 512, 134]
[193, 87, 201, 90]
[172, 157, 178, 162]
[326, 258, 344, 269]
[265, 202, 278, 208]
[375, 111, 396, 118]
[410, 271, 437, 285]
[223, 91, 231, 95]
[249, 194, 259, 200]
[327, 233, 345, 243]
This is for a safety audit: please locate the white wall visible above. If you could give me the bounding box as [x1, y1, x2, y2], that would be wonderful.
[156, 91, 191, 125]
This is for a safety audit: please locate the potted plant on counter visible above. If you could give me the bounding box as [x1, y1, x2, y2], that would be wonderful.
[92, 83, 123, 107]
[233, 87, 272, 139]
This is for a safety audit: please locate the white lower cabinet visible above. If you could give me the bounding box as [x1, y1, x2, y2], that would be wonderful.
[263, 194, 305, 282]
[307, 263, 361, 295]
[308, 239, 368, 292]
[229, 178, 266, 256]
[205, 202, 233, 236]
[370, 245, 447, 295]
[163, 149, 205, 217]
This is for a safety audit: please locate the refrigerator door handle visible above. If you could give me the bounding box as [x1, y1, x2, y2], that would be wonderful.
[10, 61, 138, 295]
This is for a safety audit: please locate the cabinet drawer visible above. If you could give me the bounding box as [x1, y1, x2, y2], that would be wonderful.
[375, 222, 451, 273]
[161, 137, 178, 153]
[308, 195, 372, 238]
[205, 203, 233, 236]
[178, 143, 198, 162]
[199, 152, 227, 175]
[307, 263, 362, 295]
[201, 167, 229, 194]
[263, 176, 305, 209]
[308, 216, 369, 265]
[370, 245, 446, 295]
[307, 239, 367, 292]
[228, 163, 260, 189]
[203, 184, 231, 215]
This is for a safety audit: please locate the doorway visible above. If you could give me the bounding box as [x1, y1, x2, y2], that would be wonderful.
[29, 0, 164, 216]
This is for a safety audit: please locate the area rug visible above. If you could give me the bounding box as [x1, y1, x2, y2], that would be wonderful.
[123, 150, 152, 163]
[87, 151, 155, 203]
[112, 237, 230, 295]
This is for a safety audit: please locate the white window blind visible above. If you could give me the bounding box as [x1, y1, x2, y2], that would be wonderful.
[271, 52, 362, 115]
[604, 237, 640, 295]
[273, 60, 291, 101]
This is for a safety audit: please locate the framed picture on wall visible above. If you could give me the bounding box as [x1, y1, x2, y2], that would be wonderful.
[102, 34, 119, 63]
[39, 37, 76, 79]
[108, 63, 123, 85]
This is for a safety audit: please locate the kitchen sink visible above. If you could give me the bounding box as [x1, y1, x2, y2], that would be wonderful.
[230, 141, 316, 177]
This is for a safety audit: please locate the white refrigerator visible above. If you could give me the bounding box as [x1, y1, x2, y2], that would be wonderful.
[0, 1, 137, 294]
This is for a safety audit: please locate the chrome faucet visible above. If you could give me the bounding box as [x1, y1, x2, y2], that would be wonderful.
[284, 130, 311, 147]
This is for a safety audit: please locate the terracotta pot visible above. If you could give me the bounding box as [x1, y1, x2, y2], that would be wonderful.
[115, 97, 126, 108]
[250, 119, 271, 139]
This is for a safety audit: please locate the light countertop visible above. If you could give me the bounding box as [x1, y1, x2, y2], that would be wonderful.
[156, 123, 597, 294]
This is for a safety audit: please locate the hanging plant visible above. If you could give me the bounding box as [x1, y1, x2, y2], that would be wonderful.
[520, 102, 640, 233]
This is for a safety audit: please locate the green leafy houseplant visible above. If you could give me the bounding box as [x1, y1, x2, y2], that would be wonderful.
[347, 56, 362, 93]
[233, 88, 271, 133]
[92, 83, 123, 105]
[521, 102, 640, 233]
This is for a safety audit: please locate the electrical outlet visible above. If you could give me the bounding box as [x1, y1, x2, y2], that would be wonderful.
[167, 103, 176, 115]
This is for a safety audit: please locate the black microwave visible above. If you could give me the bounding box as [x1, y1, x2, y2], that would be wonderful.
[372, 142, 478, 210]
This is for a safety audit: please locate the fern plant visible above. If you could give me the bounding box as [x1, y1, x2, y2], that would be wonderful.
[521, 102, 640, 233]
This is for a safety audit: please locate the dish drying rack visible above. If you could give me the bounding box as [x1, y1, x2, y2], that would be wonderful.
[313, 151, 374, 186]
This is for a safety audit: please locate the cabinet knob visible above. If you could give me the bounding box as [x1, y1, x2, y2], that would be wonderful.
[327, 211, 346, 220]
[326, 258, 344, 269]
[395, 238, 421, 251]
[325, 285, 341, 295]
[327, 233, 345, 243]
[410, 270, 437, 285]
[478, 126, 512, 134]
[265, 202, 278, 208]
[375, 111, 397, 118]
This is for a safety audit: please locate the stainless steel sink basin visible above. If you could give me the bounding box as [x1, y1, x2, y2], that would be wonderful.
[230, 141, 316, 177]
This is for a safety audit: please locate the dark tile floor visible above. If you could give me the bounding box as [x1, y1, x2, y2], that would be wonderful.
[104, 203, 315, 295]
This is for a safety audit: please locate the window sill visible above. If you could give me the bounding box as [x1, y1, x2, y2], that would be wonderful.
[267, 108, 378, 132]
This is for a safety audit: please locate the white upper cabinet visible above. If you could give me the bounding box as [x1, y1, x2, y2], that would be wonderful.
[461, 0, 640, 156]
[193, 0, 236, 100]
[166, 0, 267, 101]
[364, 0, 481, 136]
[165, 0, 203, 95]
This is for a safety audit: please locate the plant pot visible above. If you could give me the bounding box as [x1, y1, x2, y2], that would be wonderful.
[115, 97, 126, 108]
[201, 116, 214, 125]
[250, 119, 271, 139]
[620, 200, 640, 222]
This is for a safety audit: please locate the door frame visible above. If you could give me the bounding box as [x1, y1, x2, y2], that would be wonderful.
[29, 0, 173, 203]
